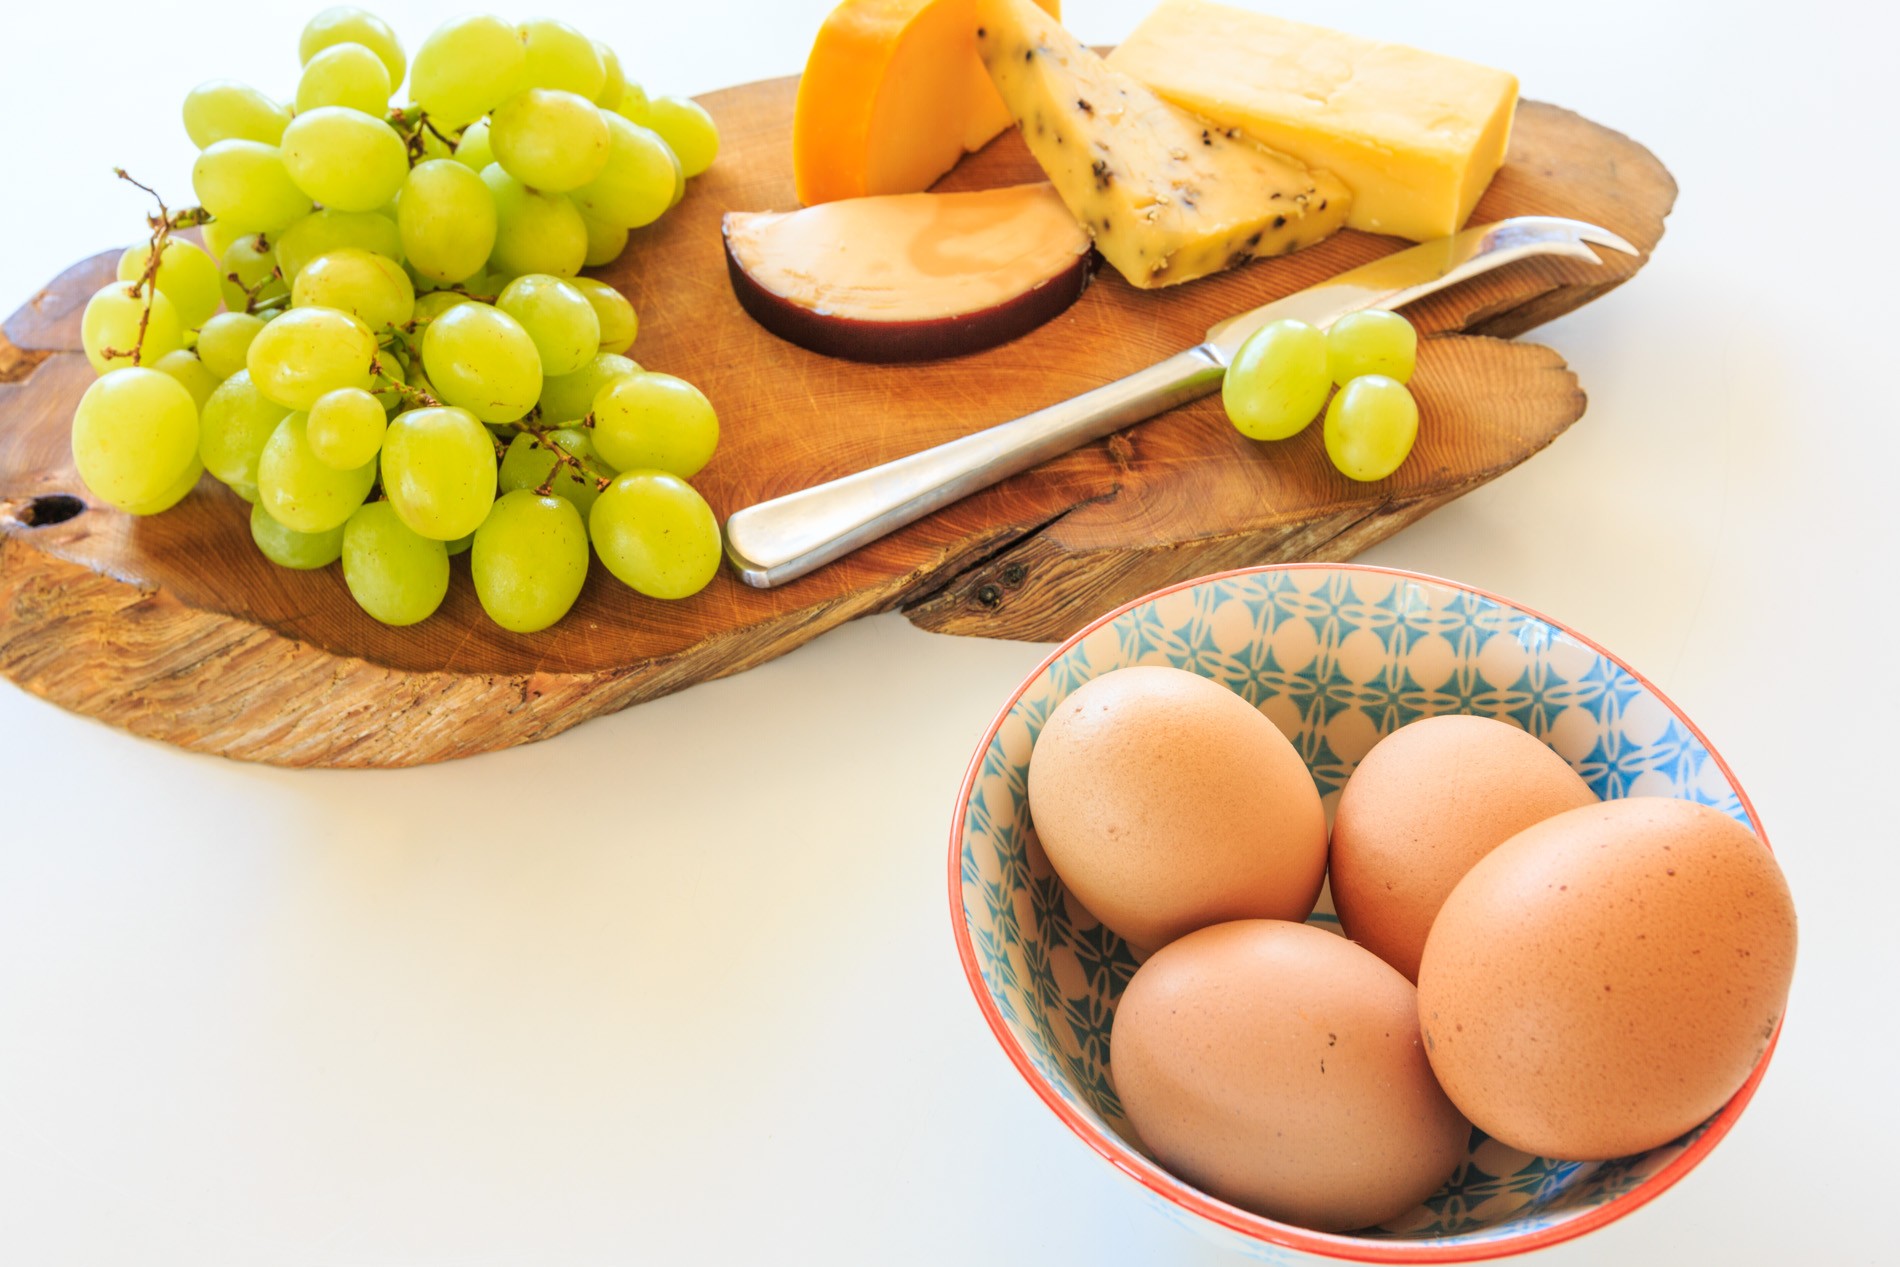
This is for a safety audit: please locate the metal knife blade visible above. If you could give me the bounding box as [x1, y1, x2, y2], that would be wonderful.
[724, 216, 1638, 589]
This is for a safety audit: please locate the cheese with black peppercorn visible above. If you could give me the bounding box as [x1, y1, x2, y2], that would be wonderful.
[974, 0, 1350, 289]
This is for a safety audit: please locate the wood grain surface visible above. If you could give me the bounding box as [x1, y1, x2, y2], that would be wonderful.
[0, 71, 1675, 766]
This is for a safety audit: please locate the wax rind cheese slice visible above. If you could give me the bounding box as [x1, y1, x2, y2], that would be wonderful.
[974, 0, 1350, 289]
[1108, 0, 1518, 242]
[793, 0, 1060, 207]
[722, 183, 1094, 362]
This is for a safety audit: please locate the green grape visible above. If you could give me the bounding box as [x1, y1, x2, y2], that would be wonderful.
[307, 386, 387, 469]
[196, 312, 266, 379]
[591, 373, 717, 478]
[481, 165, 587, 277]
[371, 373, 409, 414]
[1323, 374, 1419, 482]
[579, 212, 627, 267]
[80, 282, 184, 373]
[280, 107, 408, 213]
[470, 490, 588, 632]
[229, 482, 260, 504]
[414, 126, 456, 164]
[411, 289, 476, 326]
[569, 277, 636, 355]
[539, 350, 639, 423]
[453, 118, 493, 170]
[468, 265, 516, 297]
[182, 80, 290, 149]
[380, 405, 498, 539]
[589, 471, 720, 599]
[70, 368, 201, 511]
[246, 306, 378, 410]
[496, 274, 598, 376]
[398, 159, 497, 285]
[517, 18, 604, 99]
[117, 239, 221, 331]
[593, 43, 626, 109]
[407, 351, 441, 401]
[1326, 309, 1417, 386]
[647, 96, 719, 178]
[666, 143, 686, 208]
[217, 232, 288, 312]
[199, 369, 291, 486]
[570, 115, 675, 230]
[296, 41, 391, 115]
[672, 144, 695, 207]
[616, 83, 652, 126]
[445, 531, 473, 556]
[342, 501, 450, 625]
[489, 88, 611, 192]
[1222, 318, 1329, 441]
[301, 7, 407, 91]
[276, 208, 405, 284]
[499, 427, 611, 516]
[191, 141, 312, 233]
[119, 456, 205, 516]
[250, 500, 345, 569]
[259, 413, 377, 532]
[199, 218, 245, 268]
[153, 350, 221, 410]
[410, 14, 526, 128]
[420, 302, 542, 423]
[292, 248, 415, 331]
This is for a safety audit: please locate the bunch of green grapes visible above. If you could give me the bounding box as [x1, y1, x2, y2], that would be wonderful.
[70, 6, 728, 634]
[1221, 309, 1421, 483]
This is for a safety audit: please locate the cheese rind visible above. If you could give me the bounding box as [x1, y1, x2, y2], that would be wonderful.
[975, 0, 1349, 289]
[721, 183, 1095, 361]
[792, 0, 1059, 207]
[724, 184, 1089, 322]
[1107, 0, 1518, 242]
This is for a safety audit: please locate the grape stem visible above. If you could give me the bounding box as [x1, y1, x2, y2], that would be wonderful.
[512, 418, 612, 496]
[370, 358, 442, 409]
[417, 284, 501, 309]
[387, 105, 464, 167]
[225, 237, 287, 316]
[102, 169, 213, 366]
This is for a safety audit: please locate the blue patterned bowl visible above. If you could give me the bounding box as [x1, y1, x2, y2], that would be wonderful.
[950, 564, 1778, 1263]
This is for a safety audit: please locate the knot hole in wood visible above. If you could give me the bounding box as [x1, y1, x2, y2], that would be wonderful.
[5, 494, 85, 527]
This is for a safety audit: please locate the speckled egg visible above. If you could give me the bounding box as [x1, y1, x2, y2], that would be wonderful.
[1331, 714, 1599, 981]
[1417, 797, 1797, 1160]
[1111, 919, 1472, 1232]
[1026, 666, 1326, 952]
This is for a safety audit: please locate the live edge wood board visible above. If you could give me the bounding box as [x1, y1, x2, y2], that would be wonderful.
[0, 71, 1675, 767]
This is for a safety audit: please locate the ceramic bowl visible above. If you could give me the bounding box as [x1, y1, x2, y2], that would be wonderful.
[949, 563, 1778, 1263]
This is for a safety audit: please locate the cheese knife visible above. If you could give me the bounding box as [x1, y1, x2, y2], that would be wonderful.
[723, 215, 1637, 589]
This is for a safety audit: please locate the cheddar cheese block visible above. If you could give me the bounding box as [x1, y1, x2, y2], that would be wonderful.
[975, 0, 1350, 289]
[792, 0, 1060, 206]
[1108, 0, 1518, 242]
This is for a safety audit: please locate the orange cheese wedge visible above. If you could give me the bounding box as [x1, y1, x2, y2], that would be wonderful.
[792, 0, 1059, 207]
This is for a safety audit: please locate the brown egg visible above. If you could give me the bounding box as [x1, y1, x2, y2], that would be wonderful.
[1027, 666, 1326, 952]
[1111, 920, 1471, 1232]
[1331, 714, 1598, 981]
[1417, 797, 1797, 1160]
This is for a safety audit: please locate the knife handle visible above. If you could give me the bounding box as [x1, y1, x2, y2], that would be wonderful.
[723, 348, 1226, 588]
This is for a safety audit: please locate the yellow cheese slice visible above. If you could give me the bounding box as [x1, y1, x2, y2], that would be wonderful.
[975, 0, 1350, 289]
[792, 0, 1060, 207]
[1108, 0, 1519, 242]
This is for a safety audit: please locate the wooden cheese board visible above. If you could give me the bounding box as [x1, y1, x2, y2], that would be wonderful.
[0, 70, 1675, 767]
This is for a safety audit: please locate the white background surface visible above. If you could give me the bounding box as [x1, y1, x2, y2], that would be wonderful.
[0, 1, 1893, 1263]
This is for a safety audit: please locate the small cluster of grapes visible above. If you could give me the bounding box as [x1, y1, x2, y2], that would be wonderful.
[69, 6, 726, 634]
[1222, 309, 1421, 482]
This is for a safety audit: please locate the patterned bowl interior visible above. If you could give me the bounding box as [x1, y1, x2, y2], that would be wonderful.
[956, 566, 1758, 1260]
